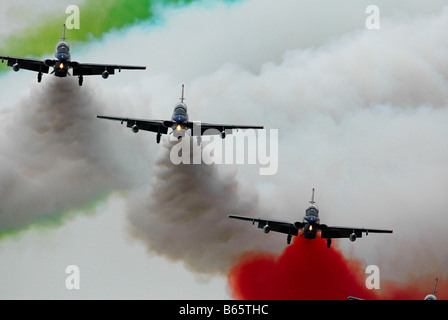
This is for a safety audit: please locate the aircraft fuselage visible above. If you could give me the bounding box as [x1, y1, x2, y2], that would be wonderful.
[301, 204, 320, 239]
[53, 41, 71, 78]
[171, 103, 189, 137]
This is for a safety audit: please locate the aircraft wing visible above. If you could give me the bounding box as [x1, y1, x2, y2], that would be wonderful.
[189, 122, 264, 136]
[320, 225, 393, 239]
[0, 55, 50, 73]
[72, 63, 146, 76]
[97, 115, 169, 134]
[228, 214, 301, 236]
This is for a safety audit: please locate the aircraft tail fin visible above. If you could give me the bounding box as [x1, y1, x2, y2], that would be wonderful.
[309, 188, 316, 204]
[180, 84, 186, 103]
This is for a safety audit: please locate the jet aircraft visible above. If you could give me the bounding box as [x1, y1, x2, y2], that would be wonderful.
[97, 84, 264, 144]
[228, 188, 393, 248]
[0, 25, 146, 86]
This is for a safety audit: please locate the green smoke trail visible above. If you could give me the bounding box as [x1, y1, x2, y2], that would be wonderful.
[0, 0, 196, 72]
[0, 192, 113, 242]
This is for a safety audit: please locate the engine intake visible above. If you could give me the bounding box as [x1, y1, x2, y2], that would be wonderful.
[263, 224, 270, 234]
[13, 63, 20, 72]
[102, 70, 109, 79]
[132, 125, 139, 133]
[349, 233, 357, 242]
[45, 59, 55, 67]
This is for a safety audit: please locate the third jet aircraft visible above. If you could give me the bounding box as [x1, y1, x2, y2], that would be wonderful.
[228, 188, 393, 248]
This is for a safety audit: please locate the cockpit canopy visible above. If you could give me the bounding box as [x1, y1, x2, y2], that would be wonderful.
[56, 42, 70, 54]
[305, 204, 319, 217]
[173, 103, 187, 116]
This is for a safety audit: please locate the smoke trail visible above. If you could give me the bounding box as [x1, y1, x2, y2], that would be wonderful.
[0, 1, 84, 39]
[126, 138, 284, 275]
[228, 237, 448, 300]
[0, 76, 152, 236]
[228, 238, 378, 300]
[0, 0, 201, 72]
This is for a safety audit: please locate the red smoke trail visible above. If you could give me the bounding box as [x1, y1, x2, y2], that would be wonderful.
[228, 237, 447, 300]
[380, 276, 448, 300]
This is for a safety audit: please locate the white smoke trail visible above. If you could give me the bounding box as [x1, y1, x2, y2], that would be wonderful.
[126, 139, 284, 275]
[0, 76, 154, 234]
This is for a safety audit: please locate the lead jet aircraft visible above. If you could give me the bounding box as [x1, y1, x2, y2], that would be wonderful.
[0, 25, 146, 86]
[97, 84, 264, 144]
[228, 188, 393, 248]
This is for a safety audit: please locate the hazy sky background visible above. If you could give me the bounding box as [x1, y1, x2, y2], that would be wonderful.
[1, 0, 447, 299]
